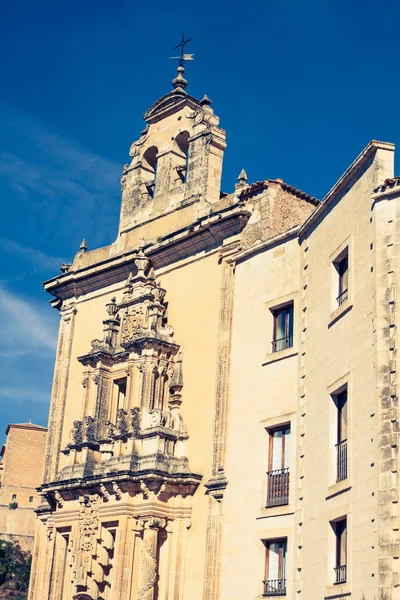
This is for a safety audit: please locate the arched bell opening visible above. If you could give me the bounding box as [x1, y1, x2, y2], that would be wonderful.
[142, 145, 159, 198]
[174, 131, 190, 183]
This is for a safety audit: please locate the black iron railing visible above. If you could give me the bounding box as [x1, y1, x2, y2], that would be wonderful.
[272, 335, 293, 353]
[337, 289, 348, 306]
[336, 439, 348, 482]
[334, 565, 346, 584]
[266, 468, 290, 507]
[263, 579, 286, 596]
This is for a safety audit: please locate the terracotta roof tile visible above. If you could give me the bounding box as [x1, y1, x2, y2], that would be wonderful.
[239, 179, 319, 205]
[373, 176, 400, 193]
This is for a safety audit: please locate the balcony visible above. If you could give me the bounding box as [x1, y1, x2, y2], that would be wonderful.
[334, 565, 346, 584]
[271, 336, 293, 353]
[337, 289, 348, 307]
[266, 468, 289, 507]
[336, 439, 347, 483]
[263, 579, 286, 596]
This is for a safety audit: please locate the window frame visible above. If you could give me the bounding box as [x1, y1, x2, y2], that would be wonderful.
[332, 517, 347, 585]
[110, 376, 128, 423]
[271, 303, 294, 353]
[332, 245, 349, 308]
[266, 425, 290, 507]
[263, 538, 287, 596]
[332, 387, 348, 483]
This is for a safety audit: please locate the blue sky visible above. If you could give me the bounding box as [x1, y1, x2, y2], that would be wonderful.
[1, 0, 400, 443]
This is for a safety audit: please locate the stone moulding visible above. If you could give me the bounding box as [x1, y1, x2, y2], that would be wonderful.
[43, 204, 250, 302]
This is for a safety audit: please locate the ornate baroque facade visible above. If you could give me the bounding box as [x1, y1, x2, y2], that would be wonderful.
[29, 65, 400, 600]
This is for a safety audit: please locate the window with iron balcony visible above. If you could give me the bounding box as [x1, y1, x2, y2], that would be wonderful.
[272, 304, 294, 353]
[266, 426, 290, 507]
[333, 389, 348, 483]
[332, 518, 347, 585]
[263, 539, 287, 596]
[334, 249, 349, 307]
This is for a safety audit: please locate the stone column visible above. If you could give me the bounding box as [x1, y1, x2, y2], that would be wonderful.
[111, 515, 134, 600]
[137, 518, 166, 600]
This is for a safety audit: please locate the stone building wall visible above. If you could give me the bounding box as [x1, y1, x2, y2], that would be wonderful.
[0, 423, 47, 551]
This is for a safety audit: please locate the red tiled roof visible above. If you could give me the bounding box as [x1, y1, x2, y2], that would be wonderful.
[374, 176, 400, 193]
[239, 178, 319, 205]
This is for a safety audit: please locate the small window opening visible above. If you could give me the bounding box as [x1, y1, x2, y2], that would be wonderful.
[112, 378, 127, 421]
[263, 539, 287, 596]
[272, 304, 294, 353]
[334, 249, 349, 307]
[29, 496, 34, 503]
[333, 389, 348, 482]
[266, 426, 290, 507]
[332, 518, 347, 584]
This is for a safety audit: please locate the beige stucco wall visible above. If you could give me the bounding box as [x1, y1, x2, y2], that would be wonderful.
[220, 144, 397, 600]
[221, 235, 300, 600]
[296, 147, 394, 600]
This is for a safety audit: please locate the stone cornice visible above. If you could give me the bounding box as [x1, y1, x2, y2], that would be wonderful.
[43, 204, 250, 302]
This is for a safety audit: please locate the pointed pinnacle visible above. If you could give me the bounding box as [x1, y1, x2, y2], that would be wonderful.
[200, 94, 212, 106]
[80, 238, 88, 252]
[238, 169, 247, 183]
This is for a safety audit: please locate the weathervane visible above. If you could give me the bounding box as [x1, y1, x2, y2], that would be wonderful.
[170, 33, 194, 67]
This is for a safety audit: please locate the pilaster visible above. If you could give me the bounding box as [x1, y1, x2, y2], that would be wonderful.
[43, 303, 77, 484]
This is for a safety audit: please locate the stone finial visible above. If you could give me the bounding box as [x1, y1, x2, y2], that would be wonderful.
[238, 169, 247, 183]
[235, 169, 248, 191]
[106, 297, 118, 318]
[172, 66, 188, 90]
[200, 94, 212, 106]
[80, 238, 88, 252]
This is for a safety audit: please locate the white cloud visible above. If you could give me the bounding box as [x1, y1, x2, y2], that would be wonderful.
[0, 237, 65, 270]
[0, 387, 50, 404]
[0, 284, 58, 356]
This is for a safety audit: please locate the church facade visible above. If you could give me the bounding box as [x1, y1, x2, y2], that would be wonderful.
[28, 65, 400, 600]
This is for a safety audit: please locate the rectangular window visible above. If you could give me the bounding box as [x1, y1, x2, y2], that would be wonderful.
[272, 304, 294, 353]
[266, 426, 290, 507]
[333, 518, 347, 584]
[12, 494, 16, 500]
[334, 390, 348, 482]
[111, 377, 127, 421]
[263, 539, 287, 596]
[29, 496, 33, 503]
[335, 249, 349, 307]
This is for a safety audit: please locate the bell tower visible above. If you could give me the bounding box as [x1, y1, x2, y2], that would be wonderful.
[119, 63, 226, 234]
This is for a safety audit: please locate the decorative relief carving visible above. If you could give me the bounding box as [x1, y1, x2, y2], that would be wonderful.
[121, 307, 145, 342]
[78, 494, 100, 567]
[112, 481, 122, 500]
[71, 420, 83, 445]
[54, 491, 63, 508]
[83, 416, 96, 443]
[99, 484, 110, 502]
[131, 407, 141, 434]
[117, 408, 129, 435]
